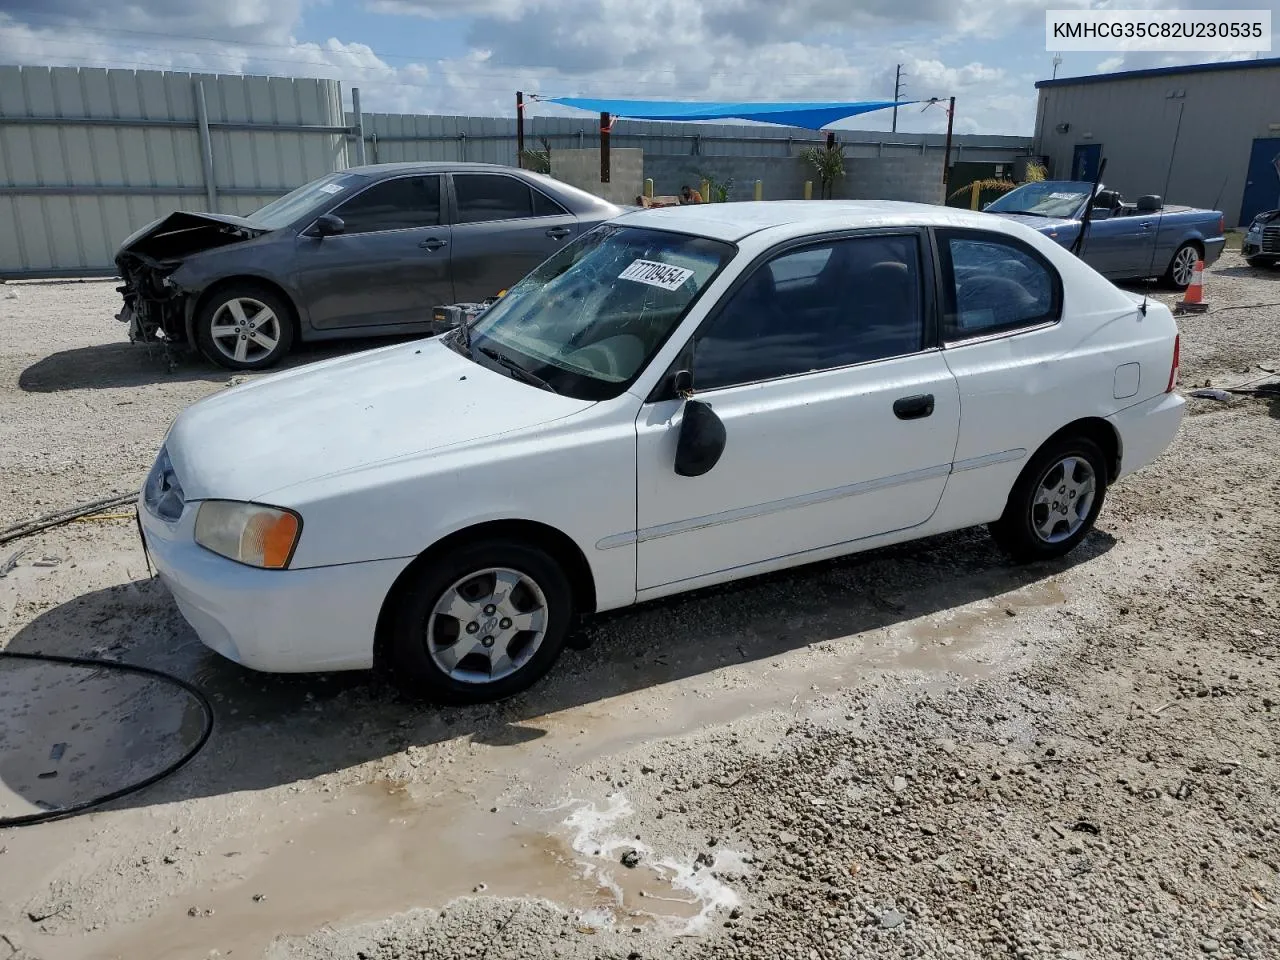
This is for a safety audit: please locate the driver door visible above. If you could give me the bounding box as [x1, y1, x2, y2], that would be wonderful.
[294, 174, 452, 330]
[633, 231, 961, 594]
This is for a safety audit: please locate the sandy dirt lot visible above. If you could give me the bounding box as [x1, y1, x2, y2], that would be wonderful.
[2, 255, 1280, 960]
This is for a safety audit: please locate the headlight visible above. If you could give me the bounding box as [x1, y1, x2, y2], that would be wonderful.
[143, 447, 185, 521]
[194, 501, 301, 569]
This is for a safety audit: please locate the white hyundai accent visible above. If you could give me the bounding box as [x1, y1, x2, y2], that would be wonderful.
[138, 201, 1184, 703]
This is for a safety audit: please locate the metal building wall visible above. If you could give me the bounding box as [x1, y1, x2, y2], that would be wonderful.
[0, 66, 348, 278]
[1034, 64, 1280, 226]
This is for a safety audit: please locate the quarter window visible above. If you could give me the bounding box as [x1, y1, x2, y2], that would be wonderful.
[332, 175, 441, 233]
[939, 231, 1061, 339]
[692, 234, 925, 391]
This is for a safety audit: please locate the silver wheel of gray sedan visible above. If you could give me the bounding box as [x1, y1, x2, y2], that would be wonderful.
[1031, 455, 1096, 544]
[426, 567, 549, 684]
[1169, 244, 1199, 288]
[209, 297, 282, 365]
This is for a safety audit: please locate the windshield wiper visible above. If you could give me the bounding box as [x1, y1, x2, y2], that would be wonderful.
[477, 346, 557, 393]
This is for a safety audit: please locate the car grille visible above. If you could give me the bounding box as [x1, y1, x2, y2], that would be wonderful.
[1263, 226, 1280, 254]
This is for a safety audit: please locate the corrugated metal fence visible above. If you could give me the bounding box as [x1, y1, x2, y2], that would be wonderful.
[0, 65, 1033, 278]
[0, 66, 348, 278]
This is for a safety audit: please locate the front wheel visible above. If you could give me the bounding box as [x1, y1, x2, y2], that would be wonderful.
[1163, 242, 1201, 290]
[385, 540, 575, 704]
[195, 284, 295, 370]
[989, 436, 1108, 564]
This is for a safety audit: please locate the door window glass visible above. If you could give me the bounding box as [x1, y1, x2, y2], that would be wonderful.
[332, 176, 441, 233]
[455, 174, 537, 223]
[693, 234, 925, 390]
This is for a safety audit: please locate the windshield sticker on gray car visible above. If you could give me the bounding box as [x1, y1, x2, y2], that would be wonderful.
[619, 259, 695, 291]
[1049, 192, 1080, 200]
[318, 183, 345, 195]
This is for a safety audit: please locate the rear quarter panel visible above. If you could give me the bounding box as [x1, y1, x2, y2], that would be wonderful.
[933, 225, 1178, 530]
[1147, 208, 1225, 270]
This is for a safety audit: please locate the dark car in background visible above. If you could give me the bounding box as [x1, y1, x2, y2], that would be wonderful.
[1242, 208, 1279, 268]
[114, 162, 624, 369]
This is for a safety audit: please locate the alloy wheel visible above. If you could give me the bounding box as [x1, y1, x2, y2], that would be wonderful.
[209, 297, 282, 364]
[426, 567, 549, 684]
[1030, 455, 1096, 544]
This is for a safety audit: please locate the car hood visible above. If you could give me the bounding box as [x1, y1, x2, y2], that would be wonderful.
[115, 211, 272, 263]
[164, 339, 594, 503]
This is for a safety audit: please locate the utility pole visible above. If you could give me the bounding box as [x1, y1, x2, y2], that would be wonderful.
[892, 64, 904, 133]
[1052, 53, 1062, 79]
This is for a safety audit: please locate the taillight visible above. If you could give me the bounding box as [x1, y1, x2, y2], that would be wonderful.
[1218, 215, 1224, 236]
[1166, 333, 1180, 393]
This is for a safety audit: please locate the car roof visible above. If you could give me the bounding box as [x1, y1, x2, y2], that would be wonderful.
[343, 161, 528, 176]
[613, 200, 1043, 243]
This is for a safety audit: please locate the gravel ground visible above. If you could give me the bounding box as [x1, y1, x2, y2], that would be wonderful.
[1, 253, 1279, 960]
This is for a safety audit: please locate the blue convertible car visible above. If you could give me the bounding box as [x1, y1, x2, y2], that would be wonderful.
[984, 180, 1225, 290]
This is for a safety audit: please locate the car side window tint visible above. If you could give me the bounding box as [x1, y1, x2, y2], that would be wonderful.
[332, 176, 441, 233]
[693, 234, 925, 391]
[940, 232, 1061, 338]
[455, 174, 536, 223]
[531, 188, 568, 218]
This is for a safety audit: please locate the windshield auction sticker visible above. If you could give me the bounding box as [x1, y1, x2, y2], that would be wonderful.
[619, 259, 695, 291]
[318, 183, 345, 195]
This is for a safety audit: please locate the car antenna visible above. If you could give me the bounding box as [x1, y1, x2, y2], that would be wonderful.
[1139, 99, 1186, 318]
[1068, 156, 1107, 259]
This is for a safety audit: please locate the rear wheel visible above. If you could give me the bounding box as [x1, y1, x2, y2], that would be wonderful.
[1163, 242, 1201, 290]
[195, 283, 295, 370]
[385, 539, 574, 703]
[989, 436, 1108, 564]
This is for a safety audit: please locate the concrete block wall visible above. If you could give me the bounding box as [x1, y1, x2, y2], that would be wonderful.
[550, 147, 643, 205]
[644, 154, 944, 204]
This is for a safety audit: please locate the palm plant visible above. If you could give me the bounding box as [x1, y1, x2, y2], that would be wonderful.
[800, 144, 845, 199]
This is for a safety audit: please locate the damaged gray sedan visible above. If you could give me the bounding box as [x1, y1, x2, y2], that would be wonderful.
[114, 162, 624, 369]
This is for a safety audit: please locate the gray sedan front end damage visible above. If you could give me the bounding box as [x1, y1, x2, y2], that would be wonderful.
[114, 211, 269, 346]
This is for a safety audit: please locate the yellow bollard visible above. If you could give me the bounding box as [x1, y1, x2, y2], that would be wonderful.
[644, 178, 654, 199]
[803, 180, 813, 200]
[754, 180, 763, 201]
[970, 181, 980, 210]
[700, 179, 710, 203]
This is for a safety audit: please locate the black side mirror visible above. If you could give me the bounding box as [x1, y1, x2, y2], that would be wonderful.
[310, 213, 345, 237]
[674, 397, 727, 477]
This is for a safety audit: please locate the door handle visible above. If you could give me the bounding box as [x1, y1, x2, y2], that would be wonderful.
[893, 394, 934, 420]
[545, 227, 572, 240]
[419, 238, 448, 251]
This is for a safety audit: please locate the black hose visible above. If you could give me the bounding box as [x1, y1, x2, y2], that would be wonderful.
[0, 493, 138, 547]
[0, 652, 214, 828]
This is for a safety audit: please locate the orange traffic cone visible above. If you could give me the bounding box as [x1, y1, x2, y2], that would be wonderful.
[1175, 259, 1208, 314]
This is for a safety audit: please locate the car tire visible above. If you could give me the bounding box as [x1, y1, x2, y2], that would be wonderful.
[194, 283, 295, 370]
[1245, 255, 1277, 269]
[1162, 242, 1201, 290]
[385, 539, 575, 704]
[988, 435, 1108, 564]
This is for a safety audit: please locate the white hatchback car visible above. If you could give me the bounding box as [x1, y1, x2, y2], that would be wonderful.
[138, 201, 1184, 703]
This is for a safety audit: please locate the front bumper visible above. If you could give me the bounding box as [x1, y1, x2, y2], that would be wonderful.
[1106, 391, 1185, 482]
[138, 496, 412, 673]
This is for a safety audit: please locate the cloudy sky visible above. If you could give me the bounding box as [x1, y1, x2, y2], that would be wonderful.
[0, 1, 1274, 135]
